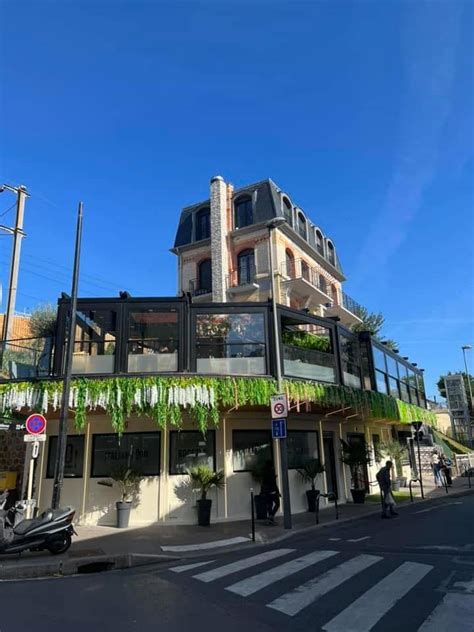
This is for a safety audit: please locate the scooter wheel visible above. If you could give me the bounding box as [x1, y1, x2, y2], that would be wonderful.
[46, 531, 72, 555]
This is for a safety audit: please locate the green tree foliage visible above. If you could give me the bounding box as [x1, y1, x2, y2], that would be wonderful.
[29, 304, 57, 339]
[351, 308, 398, 350]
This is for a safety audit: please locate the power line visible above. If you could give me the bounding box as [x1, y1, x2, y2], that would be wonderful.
[0, 202, 16, 218]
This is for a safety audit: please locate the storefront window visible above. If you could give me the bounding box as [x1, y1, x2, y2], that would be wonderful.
[389, 376, 400, 399]
[375, 369, 388, 394]
[47, 436, 84, 478]
[169, 431, 215, 474]
[91, 432, 161, 477]
[232, 430, 272, 472]
[72, 309, 117, 374]
[339, 334, 361, 389]
[195, 312, 266, 375]
[287, 431, 319, 469]
[373, 347, 386, 373]
[127, 308, 179, 373]
[282, 321, 335, 383]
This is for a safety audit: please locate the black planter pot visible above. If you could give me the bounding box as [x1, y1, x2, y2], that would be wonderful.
[350, 489, 366, 504]
[254, 494, 268, 520]
[116, 501, 132, 528]
[197, 498, 212, 526]
[306, 489, 320, 513]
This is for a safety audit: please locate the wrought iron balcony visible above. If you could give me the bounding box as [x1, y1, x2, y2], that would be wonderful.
[189, 279, 212, 297]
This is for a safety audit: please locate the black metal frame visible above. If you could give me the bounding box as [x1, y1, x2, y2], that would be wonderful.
[90, 430, 162, 478]
[168, 429, 217, 475]
[231, 428, 273, 472]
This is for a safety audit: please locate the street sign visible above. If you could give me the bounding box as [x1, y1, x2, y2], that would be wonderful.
[270, 394, 288, 419]
[272, 418, 287, 439]
[25, 413, 47, 435]
[24, 433, 46, 443]
[32, 441, 40, 459]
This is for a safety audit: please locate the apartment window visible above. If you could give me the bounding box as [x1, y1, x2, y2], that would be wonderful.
[301, 260, 311, 282]
[127, 308, 179, 373]
[327, 241, 335, 266]
[232, 430, 272, 472]
[287, 431, 319, 469]
[72, 309, 117, 374]
[339, 333, 361, 389]
[285, 249, 295, 279]
[47, 436, 84, 478]
[296, 212, 307, 239]
[198, 259, 212, 294]
[282, 197, 292, 225]
[319, 274, 327, 295]
[195, 312, 266, 375]
[91, 432, 161, 477]
[237, 249, 255, 285]
[315, 229, 324, 256]
[169, 431, 215, 474]
[234, 196, 253, 229]
[195, 207, 210, 241]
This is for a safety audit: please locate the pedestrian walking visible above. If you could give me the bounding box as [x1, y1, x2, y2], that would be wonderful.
[430, 451, 443, 487]
[376, 460, 398, 519]
[261, 460, 281, 524]
[440, 453, 453, 486]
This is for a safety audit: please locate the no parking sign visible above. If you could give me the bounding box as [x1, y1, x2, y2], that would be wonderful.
[25, 413, 47, 435]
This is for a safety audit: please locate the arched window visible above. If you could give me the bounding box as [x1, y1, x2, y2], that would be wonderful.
[237, 249, 255, 285]
[282, 197, 292, 225]
[301, 260, 310, 282]
[331, 285, 339, 303]
[195, 207, 210, 241]
[327, 241, 335, 266]
[315, 229, 324, 256]
[296, 212, 307, 239]
[319, 274, 327, 295]
[198, 259, 212, 294]
[285, 249, 295, 279]
[234, 196, 253, 229]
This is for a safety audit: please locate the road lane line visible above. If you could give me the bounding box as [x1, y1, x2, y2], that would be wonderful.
[170, 560, 215, 573]
[328, 538, 341, 542]
[162, 536, 251, 551]
[415, 501, 463, 514]
[193, 549, 294, 583]
[322, 561, 433, 631]
[418, 593, 474, 631]
[347, 537, 371, 543]
[226, 550, 338, 597]
[267, 554, 382, 617]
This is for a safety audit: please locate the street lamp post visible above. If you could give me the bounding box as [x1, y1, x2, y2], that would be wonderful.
[411, 421, 425, 499]
[267, 217, 292, 530]
[461, 345, 473, 446]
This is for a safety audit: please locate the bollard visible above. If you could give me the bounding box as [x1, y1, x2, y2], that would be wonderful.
[315, 492, 320, 525]
[250, 488, 255, 542]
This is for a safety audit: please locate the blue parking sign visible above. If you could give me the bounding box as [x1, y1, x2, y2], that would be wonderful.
[272, 419, 287, 439]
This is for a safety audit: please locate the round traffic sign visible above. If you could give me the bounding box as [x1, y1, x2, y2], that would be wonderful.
[25, 413, 47, 435]
[274, 403, 285, 415]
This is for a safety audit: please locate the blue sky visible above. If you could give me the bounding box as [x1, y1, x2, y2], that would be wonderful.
[1, 1, 473, 398]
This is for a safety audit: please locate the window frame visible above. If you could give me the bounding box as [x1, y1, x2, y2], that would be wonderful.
[237, 248, 256, 286]
[90, 431, 161, 478]
[195, 207, 211, 242]
[234, 196, 253, 229]
[169, 429, 216, 475]
[47, 435, 85, 479]
[232, 429, 273, 473]
[197, 258, 212, 294]
[287, 429, 319, 470]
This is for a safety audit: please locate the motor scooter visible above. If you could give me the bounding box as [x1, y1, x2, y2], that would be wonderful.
[0, 491, 76, 555]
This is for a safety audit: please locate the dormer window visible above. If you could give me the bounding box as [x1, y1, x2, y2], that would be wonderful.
[234, 196, 253, 229]
[296, 212, 307, 240]
[195, 207, 210, 241]
[282, 197, 293, 226]
[327, 241, 335, 266]
[315, 229, 324, 256]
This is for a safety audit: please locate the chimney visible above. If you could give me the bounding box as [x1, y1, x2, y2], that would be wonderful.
[210, 175, 228, 302]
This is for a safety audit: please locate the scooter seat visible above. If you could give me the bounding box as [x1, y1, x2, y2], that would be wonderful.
[13, 507, 72, 536]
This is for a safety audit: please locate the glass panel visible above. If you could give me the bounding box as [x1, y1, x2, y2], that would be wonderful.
[127, 309, 179, 373]
[195, 208, 210, 241]
[282, 198, 292, 226]
[417, 373, 426, 394]
[91, 433, 161, 477]
[232, 430, 272, 472]
[235, 198, 253, 229]
[373, 346, 386, 372]
[399, 381, 410, 403]
[237, 250, 255, 285]
[372, 434, 382, 464]
[389, 376, 400, 399]
[410, 388, 419, 406]
[399, 363, 409, 383]
[339, 334, 361, 389]
[297, 213, 306, 239]
[47, 436, 84, 478]
[287, 431, 319, 469]
[327, 243, 335, 265]
[196, 313, 266, 375]
[315, 231, 324, 256]
[169, 431, 215, 474]
[72, 309, 116, 374]
[198, 259, 212, 294]
[375, 369, 388, 394]
[359, 340, 372, 390]
[407, 369, 417, 389]
[282, 322, 335, 382]
[386, 355, 398, 378]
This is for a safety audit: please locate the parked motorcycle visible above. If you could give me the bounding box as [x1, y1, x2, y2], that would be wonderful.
[0, 491, 76, 555]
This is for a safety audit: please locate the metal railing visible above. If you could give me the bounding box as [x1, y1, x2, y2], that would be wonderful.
[342, 292, 365, 319]
[0, 337, 53, 380]
[189, 279, 212, 297]
[280, 259, 333, 298]
[283, 344, 335, 369]
[226, 263, 257, 289]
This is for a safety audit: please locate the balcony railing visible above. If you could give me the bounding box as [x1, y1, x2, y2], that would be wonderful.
[226, 263, 257, 290]
[0, 337, 53, 380]
[189, 279, 212, 297]
[341, 292, 364, 319]
[283, 344, 336, 383]
[280, 259, 334, 299]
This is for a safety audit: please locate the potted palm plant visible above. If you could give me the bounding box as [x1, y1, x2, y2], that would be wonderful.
[297, 458, 325, 512]
[340, 439, 372, 504]
[188, 465, 225, 526]
[98, 465, 144, 528]
[380, 440, 408, 490]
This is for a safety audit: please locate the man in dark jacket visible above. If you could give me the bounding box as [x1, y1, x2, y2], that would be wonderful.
[261, 460, 281, 524]
[376, 460, 398, 519]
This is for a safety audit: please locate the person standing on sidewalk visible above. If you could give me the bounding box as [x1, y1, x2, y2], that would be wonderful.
[430, 451, 443, 487]
[440, 453, 453, 486]
[261, 460, 281, 524]
[376, 461, 398, 519]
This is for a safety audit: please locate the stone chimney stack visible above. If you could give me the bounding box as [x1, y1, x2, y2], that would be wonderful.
[210, 175, 228, 302]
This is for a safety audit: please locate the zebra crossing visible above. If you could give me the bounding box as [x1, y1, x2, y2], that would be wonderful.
[168, 547, 474, 631]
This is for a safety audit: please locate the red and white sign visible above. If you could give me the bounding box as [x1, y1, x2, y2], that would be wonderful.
[270, 394, 288, 419]
[25, 413, 47, 435]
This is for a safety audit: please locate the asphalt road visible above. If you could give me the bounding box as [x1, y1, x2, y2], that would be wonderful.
[2, 492, 474, 632]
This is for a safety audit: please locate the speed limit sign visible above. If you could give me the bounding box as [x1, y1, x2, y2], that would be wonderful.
[270, 394, 288, 419]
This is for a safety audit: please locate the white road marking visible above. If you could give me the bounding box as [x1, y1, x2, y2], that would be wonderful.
[328, 538, 341, 542]
[226, 550, 339, 597]
[161, 536, 251, 552]
[347, 537, 371, 543]
[418, 593, 474, 631]
[323, 561, 433, 631]
[170, 560, 215, 573]
[415, 501, 463, 514]
[267, 554, 382, 617]
[193, 549, 294, 583]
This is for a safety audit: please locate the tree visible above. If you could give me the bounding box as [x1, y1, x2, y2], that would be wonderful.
[351, 308, 398, 350]
[29, 304, 57, 339]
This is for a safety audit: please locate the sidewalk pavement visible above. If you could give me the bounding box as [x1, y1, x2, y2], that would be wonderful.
[1, 475, 472, 580]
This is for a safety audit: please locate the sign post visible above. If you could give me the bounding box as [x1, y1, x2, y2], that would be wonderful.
[25, 413, 47, 518]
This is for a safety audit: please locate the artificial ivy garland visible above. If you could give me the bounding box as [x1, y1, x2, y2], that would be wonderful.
[0, 376, 436, 434]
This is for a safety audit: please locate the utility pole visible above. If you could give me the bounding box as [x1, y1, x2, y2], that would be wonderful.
[0, 184, 29, 345]
[52, 202, 83, 509]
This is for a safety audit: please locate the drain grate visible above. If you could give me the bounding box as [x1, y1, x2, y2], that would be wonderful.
[76, 560, 115, 574]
